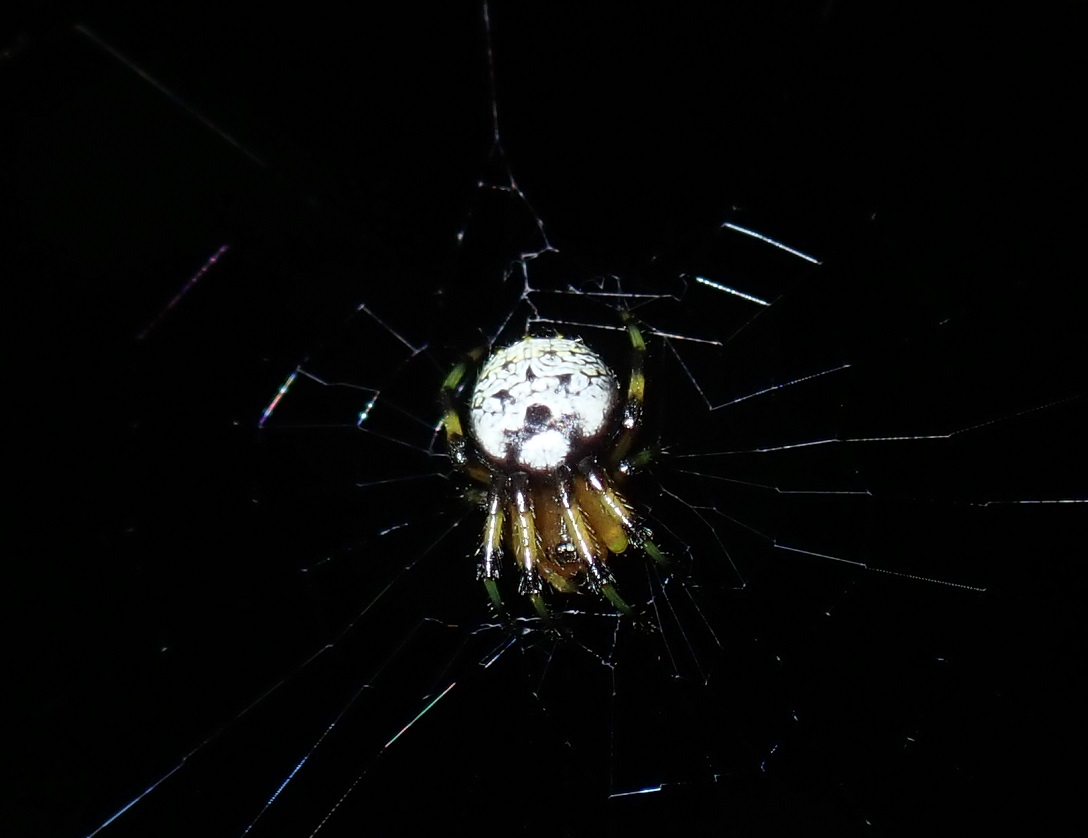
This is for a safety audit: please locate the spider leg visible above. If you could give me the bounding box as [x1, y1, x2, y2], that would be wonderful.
[444, 349, 521, 612]
[608, 310, 647, 469]
[579, 460, 668, 568]
[441, 347, 491, 483]
[477, 475, 506, 612]
[508, 473, 549, 618]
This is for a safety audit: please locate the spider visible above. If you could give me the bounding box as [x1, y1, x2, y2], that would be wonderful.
[441, 311, 665, 616]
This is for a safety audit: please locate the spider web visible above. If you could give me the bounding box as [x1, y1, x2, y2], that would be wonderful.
[7, 4, 1083, 837]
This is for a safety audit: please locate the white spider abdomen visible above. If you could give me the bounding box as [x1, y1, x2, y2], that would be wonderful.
[469, 337, 619, 473]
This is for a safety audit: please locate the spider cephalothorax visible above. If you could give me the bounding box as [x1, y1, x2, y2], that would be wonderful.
[442, 313, 663, 615]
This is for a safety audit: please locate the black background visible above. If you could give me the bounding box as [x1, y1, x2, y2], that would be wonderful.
[6, 3, 1083, 836]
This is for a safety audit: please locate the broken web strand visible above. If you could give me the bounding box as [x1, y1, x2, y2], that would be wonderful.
[136, 243, 232, 342]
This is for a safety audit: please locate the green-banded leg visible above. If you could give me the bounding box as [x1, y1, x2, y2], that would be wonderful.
[477, 475, 506, 613]
[609, 310, 647, 469]
[579, 459, 668, 571]
[507, 473, 549, 619]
